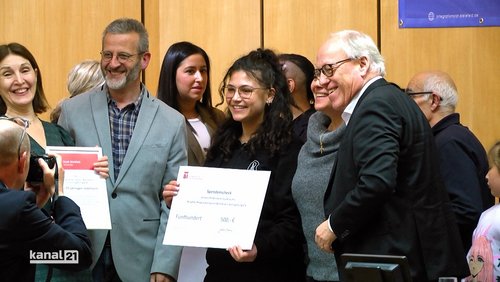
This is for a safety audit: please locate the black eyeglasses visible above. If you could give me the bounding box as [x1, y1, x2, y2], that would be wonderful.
[0, 116, 29, 159]
[405, 89, 443, 101]
[100, 51, 144, 63]
[223, 85, 269, 100]
[314, 58, 354, 79]
[405, 90, 433, 96]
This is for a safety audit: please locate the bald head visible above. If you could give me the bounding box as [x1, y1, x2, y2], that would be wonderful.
[0, 119, 30, 166]
[406, 72, 429, 93]
[407, 70, 458, 114]
[408, 71, 456, 91]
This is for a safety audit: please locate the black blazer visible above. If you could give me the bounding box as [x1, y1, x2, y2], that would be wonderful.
[0, 183, 92, 281]
[324, 78, 469, 281]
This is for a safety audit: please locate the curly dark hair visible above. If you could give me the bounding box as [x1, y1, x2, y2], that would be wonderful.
[206, 48, 293, 162]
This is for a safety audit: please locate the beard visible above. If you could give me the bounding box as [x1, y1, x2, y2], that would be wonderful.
[104, 61, 141, 90]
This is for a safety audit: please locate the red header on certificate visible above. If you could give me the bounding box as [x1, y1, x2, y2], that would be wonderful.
[46, 146, 102, 171]
[60, 153, 98, 170]
[45, 146, 111, 230]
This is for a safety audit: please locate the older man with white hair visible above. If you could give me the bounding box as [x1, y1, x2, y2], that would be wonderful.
[314, 30, 469, 280]
[406, 70, 493, 255]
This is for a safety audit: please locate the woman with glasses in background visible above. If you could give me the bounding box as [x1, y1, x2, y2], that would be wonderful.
[0, 42, 108, 282]
[290, 77, 346, 282]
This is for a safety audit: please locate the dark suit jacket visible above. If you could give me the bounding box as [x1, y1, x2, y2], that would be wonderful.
[0, 182, 92, 282]
[324, 78, 469, 281]
[432, 113, 493, 253]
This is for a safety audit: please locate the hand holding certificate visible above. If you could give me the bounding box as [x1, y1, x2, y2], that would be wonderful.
[163, 166, 270, 250]
[46, 146, 111, 229]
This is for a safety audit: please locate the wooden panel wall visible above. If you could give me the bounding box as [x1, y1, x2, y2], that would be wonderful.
[263, 0, 379, 67]
[145, 0, 379, 109]
[380, 0, 500, 150]
[144, 0, 261, 106]
[2, 1, 498, 148]
[0, 0, 141, 121]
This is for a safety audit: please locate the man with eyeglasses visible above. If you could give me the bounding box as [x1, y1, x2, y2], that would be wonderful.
[0, 117, 92, 281]
[313, 30, 469, 281]
[58, 18, 187, 282]
[407, 70, 493, 255]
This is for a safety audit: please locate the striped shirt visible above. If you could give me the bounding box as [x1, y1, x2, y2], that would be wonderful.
[107, 86, 145, 180]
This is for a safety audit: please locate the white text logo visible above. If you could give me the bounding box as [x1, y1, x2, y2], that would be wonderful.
[29, 250, 79, 264]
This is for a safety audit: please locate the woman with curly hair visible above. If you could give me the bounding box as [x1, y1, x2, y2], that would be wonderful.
[163, 48, 306, 282]
[200, 48, 306, 282]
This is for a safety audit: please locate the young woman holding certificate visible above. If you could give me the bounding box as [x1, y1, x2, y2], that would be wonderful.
[163, 48, 306, 282]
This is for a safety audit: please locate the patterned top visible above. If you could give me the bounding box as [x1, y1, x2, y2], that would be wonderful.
[466, 204, 500, 281]
[107, 86, 144, 180]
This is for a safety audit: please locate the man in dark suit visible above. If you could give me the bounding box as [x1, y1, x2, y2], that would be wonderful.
[0, 117, 92, 281]
[313, 30, 469, 281]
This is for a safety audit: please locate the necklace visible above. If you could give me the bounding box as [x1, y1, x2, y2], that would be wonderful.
[4, 113, 38, 124]
[319, 130, 327, 155]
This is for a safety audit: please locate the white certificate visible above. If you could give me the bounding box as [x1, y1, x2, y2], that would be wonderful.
[163, 166, 271, 250]
[46, 146, 111, 230]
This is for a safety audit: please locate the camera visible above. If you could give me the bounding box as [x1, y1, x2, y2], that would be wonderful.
[26, 154, 56, 183]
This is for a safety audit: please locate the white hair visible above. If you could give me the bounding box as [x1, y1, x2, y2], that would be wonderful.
[329, 30, 386, 76]
[423, 73, 458, 114]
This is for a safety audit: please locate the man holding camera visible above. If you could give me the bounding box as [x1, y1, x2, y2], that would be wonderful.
[0, 117, 92, 281]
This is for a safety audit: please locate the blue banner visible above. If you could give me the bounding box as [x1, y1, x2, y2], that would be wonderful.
[399, 0, 500, 28]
